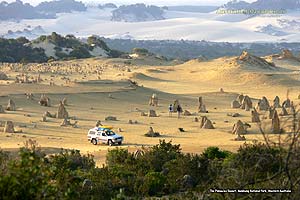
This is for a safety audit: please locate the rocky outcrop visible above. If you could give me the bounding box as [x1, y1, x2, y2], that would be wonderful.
[256, 96, 270, 111]
[0, 105, 5, 113]
[271, 110, 281, 134]
[231, 100, 241, 109]
[149, 93, 158, 106]
[145, 127, 160, 137]
[15, 74, 29, 83]
[4, 121, 14, 133]
[173, 99, 181, 112]
[105, 116, 117, 121]
[6, 99, 16, 111]
[0, 72, 8, 80]
[44, 111, 56, 118]
[41, 116, 47, 122]
[183, 110, 192, 116]
[240, 95, 252, 110]
[238, 51, 276, 70]
[200, 116, 214, 129]
[273, 96, 281, 108]
[62, 97, 68, 106]
[269, 107, 276, 119]
[289, 104, 296, 115]
[251, 108, 260, 123]
[198, 97, 207, 113]
[279, 106, 288, 116]
[234, 134, 246, 141]
[227, 113, 240, 117]
[61, 119, 78, 128]
[237, 94, 244, 105]
[282, 99, 291, 108]
[148, 110, 158, 117]
[39, 94, 51, 107]
[25, 93, 34, 100]
[57, 101, 68, 119]
[199, 104, 207, 113]
[278, 49, 300, 61]
[141, 112, 147, 116]
[232, 120, 248, 135]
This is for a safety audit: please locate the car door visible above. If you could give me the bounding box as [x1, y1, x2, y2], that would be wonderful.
[100, 132, 107, 144]
[95, 132, 101, 143]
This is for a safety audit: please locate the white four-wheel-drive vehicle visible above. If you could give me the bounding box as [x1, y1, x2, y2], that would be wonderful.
[87, 127, 123, 146]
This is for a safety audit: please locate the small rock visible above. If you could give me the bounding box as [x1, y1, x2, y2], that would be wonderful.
[141, 112, 147, 116]
[183, 110, 192, 116]
[145, 127, 160, 137]
[234, 134, 246, 141]
[178, 128, 185, 132]
[148, 110, 157, 117]
[105, 116, 117, 121]
[232, 113, 240, 117]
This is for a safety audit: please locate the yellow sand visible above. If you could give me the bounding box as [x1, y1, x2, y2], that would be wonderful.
[0, 55, 299, 166]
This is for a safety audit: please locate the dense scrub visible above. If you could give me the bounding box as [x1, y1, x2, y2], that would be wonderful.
[0, 33, 124, 63]
[0, 139, 298, 199]
[0, 37, 48, 63]
[103, 38, 300, 60]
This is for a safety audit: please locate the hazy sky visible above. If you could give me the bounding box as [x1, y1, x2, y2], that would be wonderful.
[4, 0, 257, 6]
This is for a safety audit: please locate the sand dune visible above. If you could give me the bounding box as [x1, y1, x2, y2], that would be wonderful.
[130, 72, 170, 82]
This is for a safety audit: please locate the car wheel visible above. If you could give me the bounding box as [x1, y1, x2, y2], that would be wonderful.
[108, 140, 113, 146]
[118, 142, 122, 145]
[91, 139, 97, 145]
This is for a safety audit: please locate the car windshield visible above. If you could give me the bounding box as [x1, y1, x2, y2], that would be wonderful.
[105, 130, 115, 136]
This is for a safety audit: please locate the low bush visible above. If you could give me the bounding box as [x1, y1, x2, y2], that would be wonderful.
[0, 139, 298, 199]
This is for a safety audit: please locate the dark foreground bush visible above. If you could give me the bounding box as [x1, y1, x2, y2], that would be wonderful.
[0, 139, 299, 199]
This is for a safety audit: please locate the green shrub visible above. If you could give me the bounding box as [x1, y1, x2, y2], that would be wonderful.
[106, 148, 134, 168]
[139, 172, 166, 196]
[202, 146, 231, 160]
[49, 149, 95, 171]
[0, 37, 47, 63]
[132, 48, 149, 55]
[0, 139, 297, 199]
[87, 36, 110, 52]
[142, 140, 181, 172]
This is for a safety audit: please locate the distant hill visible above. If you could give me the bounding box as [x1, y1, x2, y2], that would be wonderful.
[102, 38, 300, 60]
[111, 3, 165, 22]
[36, 0, 86, 15]
[32, 33, 124, 59]
[167, 5, 219, 13]
[0, 37, 48, 63]
[98, 3, 117, 9]
[3, 26, 46, 39]
[0, 0, 52, 20]
[221, 0, 300, 10]
[236, 50, 276, 70]
[221, 0, 250, 10]
[0, 33, 123, 63]
[0, 0, 86, 21]
[250, 0, 300, 10]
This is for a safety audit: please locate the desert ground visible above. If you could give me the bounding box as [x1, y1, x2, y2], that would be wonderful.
[0, 50, 300, 166]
